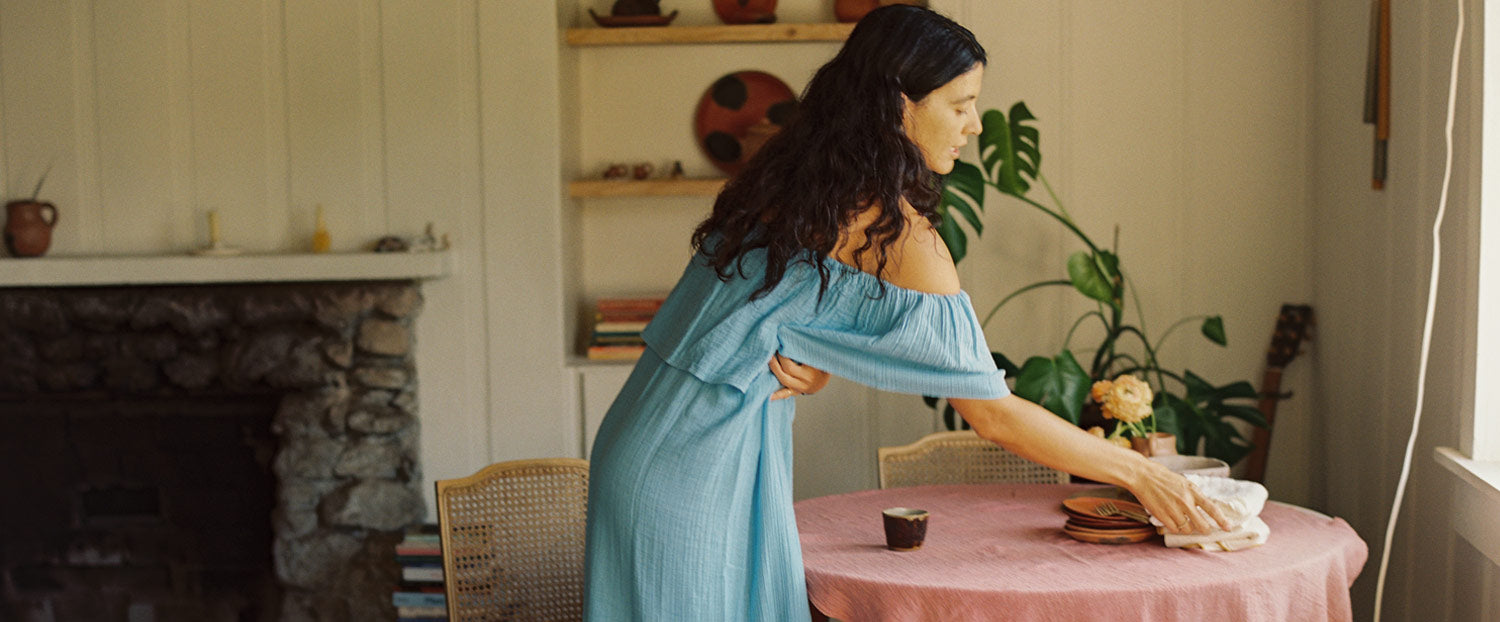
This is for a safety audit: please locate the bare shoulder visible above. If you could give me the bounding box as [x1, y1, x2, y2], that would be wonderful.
[833, 202, 961, 296]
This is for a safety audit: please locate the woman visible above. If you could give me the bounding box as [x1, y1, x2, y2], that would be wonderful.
[584, 6, 1232, 620]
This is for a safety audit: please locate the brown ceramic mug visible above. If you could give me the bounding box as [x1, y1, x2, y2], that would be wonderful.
[882, 507, 929, 551]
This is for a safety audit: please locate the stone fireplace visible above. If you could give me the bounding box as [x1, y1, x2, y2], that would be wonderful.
[0, 279, 430, 621]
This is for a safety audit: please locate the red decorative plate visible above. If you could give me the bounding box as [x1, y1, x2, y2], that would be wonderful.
[693, 70, 798, 175]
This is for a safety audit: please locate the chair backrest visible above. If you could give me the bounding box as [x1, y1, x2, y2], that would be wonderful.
[435, 458, 590, 622]
[877, 430, 1069, 488]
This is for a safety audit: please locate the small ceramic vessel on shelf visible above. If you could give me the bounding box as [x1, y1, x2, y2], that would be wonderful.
[712, 0, 776, 24]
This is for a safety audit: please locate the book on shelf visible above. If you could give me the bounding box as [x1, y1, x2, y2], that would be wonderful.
[587, 344, 647, 361]
[585, 296, 664, 360]
[590, 334, 646, 344]
[593, 310, 657, 323]
[593, 320, 651, 333]
[400, 563, 444, 583]
[393, 591, 447, 608]
[396, 604, 448, 618]
[393, 545, 438, 560]
[395, 553, 443, 566]
[395, 581, 446, 594]
[595, 297, 665, 314]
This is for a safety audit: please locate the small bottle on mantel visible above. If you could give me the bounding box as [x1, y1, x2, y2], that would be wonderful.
[311, 204, 331, 253]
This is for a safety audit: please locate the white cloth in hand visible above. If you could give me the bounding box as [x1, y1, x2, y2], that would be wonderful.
[1183, 474, 1268, 526]
[1163, 515, 1270, 551]
[1148, 475, 1271, 551]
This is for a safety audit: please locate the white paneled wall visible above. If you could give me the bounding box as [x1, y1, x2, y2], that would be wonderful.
[0, 1, 458, 256]
[957, 0, 1315, 506]
[0, 0, 562, 517]
[1311, 0, 1500, 620]
[2, 0, 1319, 522]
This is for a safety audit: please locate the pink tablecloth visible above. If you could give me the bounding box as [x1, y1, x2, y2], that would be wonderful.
[795, 484, 1367, 622]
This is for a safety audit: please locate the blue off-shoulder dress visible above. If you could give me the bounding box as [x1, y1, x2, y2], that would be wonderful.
[583, 248, 1010, 621]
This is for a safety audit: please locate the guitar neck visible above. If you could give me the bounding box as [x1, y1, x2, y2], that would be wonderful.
[1244, 303, 1312, 484]
[1245, 366, 1285, 483]
[1256, 367, 1284, 418]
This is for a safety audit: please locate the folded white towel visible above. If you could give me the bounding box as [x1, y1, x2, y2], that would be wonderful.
[1183, 474, 1268, 526]
[1163, 515, 1270, 551]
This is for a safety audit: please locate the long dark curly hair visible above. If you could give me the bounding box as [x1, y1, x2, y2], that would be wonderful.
[690, 5, 986, 301]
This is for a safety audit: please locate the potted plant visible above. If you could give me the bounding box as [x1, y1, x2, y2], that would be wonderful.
[931, 102, 1266, 465]
[4, 164, 58, 258]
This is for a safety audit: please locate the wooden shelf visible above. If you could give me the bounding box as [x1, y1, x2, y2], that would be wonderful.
[565, 22, 854, 46]
[570, 177, 727, 198]
[0, 251, 452, 287]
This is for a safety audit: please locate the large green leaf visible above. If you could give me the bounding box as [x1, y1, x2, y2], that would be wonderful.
[1182, 370, 1215, 402]
[1216, 404, 1269, 429]
[938, 160, 985, 265]
[1012, 350, 1089, 424]
[977, 103, 1041, 197]
[1161, 393, 1201, 454]
[1003, 102, 1040, 190]
[1066, 251, 1113, 304]
[1150, 398, 1180, 436]
[978, 109, 1009, 182]
[1166, 372, 1267, 463]
[1200, 421, 1253, 466]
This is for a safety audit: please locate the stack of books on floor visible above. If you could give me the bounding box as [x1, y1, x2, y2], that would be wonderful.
[586, 296, 664, 361]
[393, 524, 447, 621]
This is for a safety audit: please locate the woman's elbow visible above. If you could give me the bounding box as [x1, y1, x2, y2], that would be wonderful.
[949, 396, 1018, 445]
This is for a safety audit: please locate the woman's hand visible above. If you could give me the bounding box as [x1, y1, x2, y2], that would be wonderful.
[1126, 463, 1235, 535]
[768, 354, 830, 400]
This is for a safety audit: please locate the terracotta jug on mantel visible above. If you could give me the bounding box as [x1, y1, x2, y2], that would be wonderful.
[4, 200, 57, 258]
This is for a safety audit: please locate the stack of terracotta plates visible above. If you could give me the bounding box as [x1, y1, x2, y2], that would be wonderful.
[1060, 497, 1158, 544]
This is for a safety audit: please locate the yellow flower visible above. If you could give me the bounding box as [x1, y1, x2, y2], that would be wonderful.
[1090, 380, 1112, 403]
[1094, 374, 1154, 424]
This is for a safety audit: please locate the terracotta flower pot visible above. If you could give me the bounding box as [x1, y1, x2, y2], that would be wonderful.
[4, 200, 58, 258]
[1129, 432, 1178, 457]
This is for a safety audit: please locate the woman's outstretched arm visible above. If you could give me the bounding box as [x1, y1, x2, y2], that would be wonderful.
[949, 394, 1235, 535]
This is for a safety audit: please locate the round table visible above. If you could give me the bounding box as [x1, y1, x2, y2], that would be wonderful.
[795, 483, 1367, 622]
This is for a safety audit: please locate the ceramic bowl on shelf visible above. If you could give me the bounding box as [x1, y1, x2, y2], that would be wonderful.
[1148, 455, 1231, 478]
[588, 8, 679, 27]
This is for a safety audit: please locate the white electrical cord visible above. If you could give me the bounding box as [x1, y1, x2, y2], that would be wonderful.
[1370, 0, 1463, 619]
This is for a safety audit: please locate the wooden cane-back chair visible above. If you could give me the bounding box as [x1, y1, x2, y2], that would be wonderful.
[877, 430, 1069, 488]
[435, 458, 590, 621]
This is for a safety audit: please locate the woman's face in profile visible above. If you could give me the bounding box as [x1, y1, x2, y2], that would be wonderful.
[902, 64, 985, 174]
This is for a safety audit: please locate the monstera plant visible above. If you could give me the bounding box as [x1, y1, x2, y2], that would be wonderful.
[930, 102, 1266, 465]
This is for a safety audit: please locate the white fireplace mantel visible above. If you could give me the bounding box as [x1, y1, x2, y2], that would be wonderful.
[0, 251, 451, 287]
